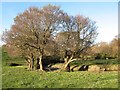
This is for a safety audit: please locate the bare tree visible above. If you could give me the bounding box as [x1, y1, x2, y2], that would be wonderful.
[110, 36, 118, 58]
[2, 4, 64, 71]
[2, 4, 98, 72]
[55, 15, 97, 71]
[88, 36, 118, 60]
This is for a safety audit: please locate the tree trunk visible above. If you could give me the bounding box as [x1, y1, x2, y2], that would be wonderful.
[62, 56, 72, 72]
[31, 57, 34, 70]
[28, 59, 31, 70]
[64, 64, 70, 72]
[62, 55, 77, 72]
[63, 59, 71, 72]
[25, 56, 33, 70]
[39, 55, 44, 71]
[29, 53, 34, 70]
[36, 58, 40, 69]
[25, 57, 30, 70]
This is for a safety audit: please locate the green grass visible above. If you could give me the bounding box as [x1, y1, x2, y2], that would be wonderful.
[1, 48, 119, 88]
[2, 66, 118, 88]
[2, 50, 25, 66]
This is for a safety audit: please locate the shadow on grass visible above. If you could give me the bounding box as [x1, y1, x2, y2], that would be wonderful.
[8, 63, 23, 66]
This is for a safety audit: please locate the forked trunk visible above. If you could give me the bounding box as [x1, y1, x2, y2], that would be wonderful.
[63, 58, 71, 72]
[62, 55, 77, 72]
[61, 56, 72, 72]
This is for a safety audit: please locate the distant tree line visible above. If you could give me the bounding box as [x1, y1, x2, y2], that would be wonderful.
[86, 36, 118, 60]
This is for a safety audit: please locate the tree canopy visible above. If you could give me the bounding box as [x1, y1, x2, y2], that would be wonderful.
[2, 4, 98, 71]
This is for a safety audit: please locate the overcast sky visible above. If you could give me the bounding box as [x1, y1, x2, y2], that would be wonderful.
[0, 1, 118, 45]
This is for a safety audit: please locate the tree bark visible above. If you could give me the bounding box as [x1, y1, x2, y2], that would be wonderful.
[25, 56, 33, 70]
[64, 63, 70, 72]
[39, 55, 44, 71]
[36, 58, 40, 69]
[28, 59, 31, 70]
[31, 57, 34, 70]
[62, 55, 78, 72]
[63, 58, 71, 72]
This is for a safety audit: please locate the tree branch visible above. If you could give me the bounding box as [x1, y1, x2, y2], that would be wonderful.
[24, 43, 38, 49]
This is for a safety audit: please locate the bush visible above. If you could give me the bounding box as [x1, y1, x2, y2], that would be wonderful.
[95, 53, 102, 59]
[42, 55, 64, 66]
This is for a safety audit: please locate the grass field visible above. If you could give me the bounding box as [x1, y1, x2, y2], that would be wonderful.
[2, 66, 118, 88]
[1, 48, 119, 88]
